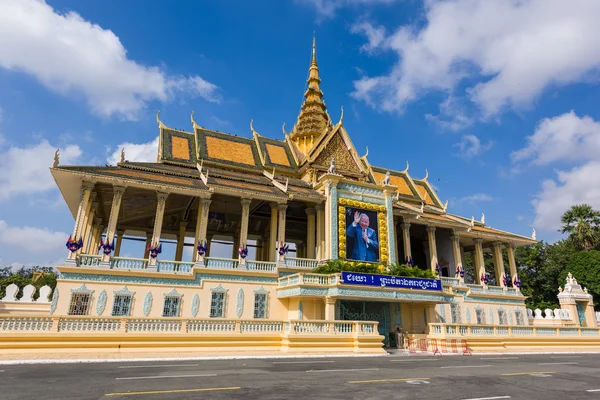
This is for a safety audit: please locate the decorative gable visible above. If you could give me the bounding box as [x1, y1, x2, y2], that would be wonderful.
[312, 131, 363, 175]
[160, 128, 197, 164]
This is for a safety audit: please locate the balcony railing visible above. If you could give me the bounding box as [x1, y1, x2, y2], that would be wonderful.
[284, 257, 319, 269]
[157, 260, 194, 273]
[428, 323, 600, 338]
[204, 257, 240, 269]
[0, 316, 380, 337]
[76, 254, 101, 267]
[440, 277, 460, 286]
[245, 261, 277, 272]
[278, 273, 339, 287]
[110, 257, 148, 270]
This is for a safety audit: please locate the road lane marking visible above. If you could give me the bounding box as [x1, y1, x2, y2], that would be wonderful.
[118, 364, 200, 369]
[551, 355, 582, 359]
[307, 368, 379, 373]
[537, 362, 578, 365]
[586, 389, 600, 392]
[273, 361, 335, 364]
[116, 373, 216, 380]
[390, 359, 438, 362]
[459, 397, 511, 400]
[480, 357, 519, 360]
[348, 377, 430, 384]
[104, 386, 240, 396]
[440, 365, 492, 369]
[501, 371, 555, 376]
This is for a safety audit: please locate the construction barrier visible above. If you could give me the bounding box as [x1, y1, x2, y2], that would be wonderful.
[408, 338, 469, 356]
[461, 339, 472, 355]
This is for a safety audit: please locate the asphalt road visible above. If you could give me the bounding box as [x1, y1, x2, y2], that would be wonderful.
[2, 353, 600, 399]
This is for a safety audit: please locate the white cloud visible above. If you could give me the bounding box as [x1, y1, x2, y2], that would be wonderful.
[351, 0, 600, 118]
[0, 220, 67, 253]
[425, 96, 474, 131]
[532, 162, 600, 232]
[453, 134, 493, 159]
[0, 0, 220, 120]
[458, 193, 493, 205]
[0, 139, 82, 200]
[511, 110, 600, 166]
[107, 137, 159, 165]
[297, 0, 399, 19]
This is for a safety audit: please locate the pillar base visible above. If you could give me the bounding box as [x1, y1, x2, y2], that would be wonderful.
[98, 261, 111, 269]
[238, 258, 247, 270]
[63, 258, 77, 267]
[147, 259, 158, 272]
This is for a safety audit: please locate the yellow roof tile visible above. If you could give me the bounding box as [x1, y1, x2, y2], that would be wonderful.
[415, 183, 436, 205]
[372, 171, 415, 197]
[171, 136, 191, 161]
[265, 143, 291, 167]
[206, 136, 255, 166]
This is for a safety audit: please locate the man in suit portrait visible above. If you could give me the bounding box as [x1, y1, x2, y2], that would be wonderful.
[346, 210, 379, 262]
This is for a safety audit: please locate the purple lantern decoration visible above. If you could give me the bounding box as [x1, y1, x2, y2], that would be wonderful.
[278, 242, 289, 256]
[98, 238, 114, 255]
[66, 236, 83, 252]
[435, 263, 441, 276]
[513, 277, 522, 288]
[481, 273, 489, 285]
[147, 243, 162, 259]
[502, 274, 509, 287]
[197, 239, 207, 256]
[238, 244, 248, 259]
[456, 266, 465, 278]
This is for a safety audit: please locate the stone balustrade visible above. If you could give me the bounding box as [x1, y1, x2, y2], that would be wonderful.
[428, 323, 600, 338]
[284, 257, 319, 269]
[527, 308, 572, 320]
[156, 260, 194, 273]
[0, 316, 380, 336]
[440, 277, 460, 286]
[0, 284, 53, 303]
[203, 257, 240, 269]
[278, 273, 339, 287]
[110, 257, 148, 270]
[245, 261, 277, 272]
[77, 254, 101, 267]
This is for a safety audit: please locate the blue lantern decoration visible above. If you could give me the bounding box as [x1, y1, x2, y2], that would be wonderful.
[456, 266, 465, 278]
[278, 242, 289, 256]
[481, 273, 489, 285]
[98, 238, 115, 255]
[405, 256, 414, 266]
[197, 239, 207, 256]
[238, 244, 248, 259]
[513, 277, 522, 288]
[502, 274, 509, 286]
[435, 262, 441, 276]
[65, 236, 83, 252]
[147, 243, 162, 259]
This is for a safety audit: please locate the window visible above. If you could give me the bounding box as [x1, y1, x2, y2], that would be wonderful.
[515, 310, 524, 326]
[162, 296, 180, 317]
[254, 294, 267, 319]
[475, 309, 486, 324]
[210, 292, 225, 318]
[69, 293, 91, 315]
[498, 310, 507, 325]
[112, 295, 132, 316]
[451, 304, 461, 324]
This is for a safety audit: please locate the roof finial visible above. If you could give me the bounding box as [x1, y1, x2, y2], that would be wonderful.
[311, 31, 317, 67]
[423, 169, 429, 181]
[156, 110, 165, 129]
[250, 119, 260, 137]
[120, 147, 125, 163]
[282, 122, 286, 137]
[53, 149, 59, 168]
[402, 160, 409, 173]
[361, 146, 369, 159]
[191, 110, 201, 130]
[338, 106, 344, 125]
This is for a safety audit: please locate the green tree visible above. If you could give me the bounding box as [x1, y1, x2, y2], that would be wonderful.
[561, 250, 600, 309]
[561, 204, 600, 250]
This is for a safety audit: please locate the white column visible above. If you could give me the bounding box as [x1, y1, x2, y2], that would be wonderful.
[239, 198, 252, 252]
[324, 297, 336, 321]
[193, 198, 211, 263]
[401, 222, 412, 262]
[492, 241, 506, 288]
[426, 226, 438, 273]
[450, 232, 463, 282]
[101, 186, 126, 263]
[269, 203, 278, 262]
[148, 192, 169, 268]
[316, 204, 325, 260]
[67, 182, 94, 260]
[81, 200, 98, 254]
[306, 207, 316, 259]
[114, 230, 124, 257]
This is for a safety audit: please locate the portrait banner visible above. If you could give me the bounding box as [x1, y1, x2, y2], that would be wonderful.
[343, 206, 380, 262]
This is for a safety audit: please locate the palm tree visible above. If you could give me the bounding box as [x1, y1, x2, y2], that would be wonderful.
[560, 204, 600, 250]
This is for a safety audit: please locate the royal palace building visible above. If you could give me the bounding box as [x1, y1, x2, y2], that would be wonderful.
[8, 39, 597, 355]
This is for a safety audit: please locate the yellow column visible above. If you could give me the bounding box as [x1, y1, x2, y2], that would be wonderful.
[269, 203, 278, 262]
[144, 233, 152, 259]
[90, 218, 103, 254]
[401, 222, 412, 262]
[506, 244, 519, 289]
[114, 231, 124, 257]
[68, 182, 94, 260]
[492, 241, 506, 288]
[148, 192, 169, 268]
[324, 297, 336, 321]
[450, 232, 463, 282]
[175, 221, 188, 261]
[81, 200, 97, 254]
[277, 204, 288, 264]
[239, 198, 252, 264]
[473, 238, 486, 285]
[426, 226, 438, 273]
[316, 204, 325, 260]
[101, 186, 126, 263]
[306, 207, 316, 259]
[193, 198, 211, 263]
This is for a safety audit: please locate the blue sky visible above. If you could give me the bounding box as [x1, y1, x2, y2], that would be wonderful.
[1, 0, 600, 266]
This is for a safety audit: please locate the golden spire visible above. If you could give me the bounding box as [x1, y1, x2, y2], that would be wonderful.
[290, 33, 330, 155]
